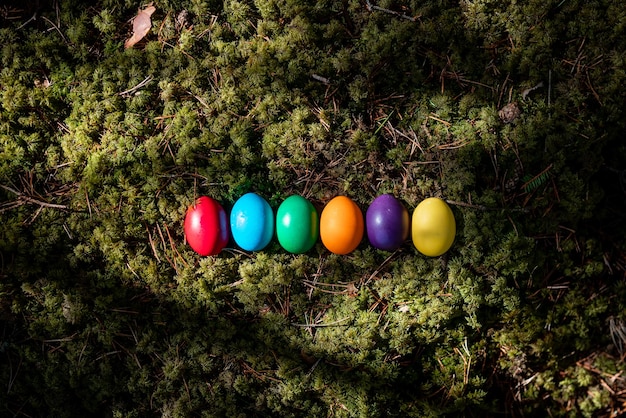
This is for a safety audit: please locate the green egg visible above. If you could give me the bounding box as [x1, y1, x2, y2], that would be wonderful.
[276, 195, 319, 254]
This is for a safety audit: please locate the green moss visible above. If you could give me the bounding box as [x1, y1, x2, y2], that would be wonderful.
[1, 0, 626, 416]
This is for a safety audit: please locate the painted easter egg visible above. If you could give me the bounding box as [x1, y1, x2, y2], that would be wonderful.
[230, 192, 274, 251]
[320, 196, 364, 255]
[184, 196, 229, 256]
[411, 197, 456, 257]
[366, 194, 410, 251]
[276, 195, 318, 254]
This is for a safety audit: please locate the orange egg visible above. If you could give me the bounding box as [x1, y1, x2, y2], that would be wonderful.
[320, 196, 364, 254]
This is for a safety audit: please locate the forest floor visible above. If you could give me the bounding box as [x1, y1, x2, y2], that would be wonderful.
[1, 0, 626, 416]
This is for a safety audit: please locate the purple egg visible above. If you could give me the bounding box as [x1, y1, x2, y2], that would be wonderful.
[366, 194, 410, 251]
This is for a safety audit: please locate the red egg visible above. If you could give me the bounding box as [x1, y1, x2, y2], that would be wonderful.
[184, 196, 229, 256]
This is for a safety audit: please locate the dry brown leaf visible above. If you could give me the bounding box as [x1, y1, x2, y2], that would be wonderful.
[124, 4, 156, 49]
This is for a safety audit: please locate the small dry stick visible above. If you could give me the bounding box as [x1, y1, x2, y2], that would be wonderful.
[311, 74, 330, 84]
[118, 76, 153, 96]
[292, 317, 350, 328]
[17, 13, 37, 30]
[548, 70, 552, 106]
[146, 226, 162, 263]
[42, 15, 68, 44]
[365, 0, 418, 21]
[164, 223, 189, 269]
[446, 199, 529, 213]
[0, 184, 68, 210]
[362, 250, 399, 286]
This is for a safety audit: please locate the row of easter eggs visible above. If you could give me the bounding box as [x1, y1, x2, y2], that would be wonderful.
[184, 193, 456, 257]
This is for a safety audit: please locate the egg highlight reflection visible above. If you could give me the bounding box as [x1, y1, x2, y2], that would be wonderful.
[320, 196, 364, 255]
[230, 192, 274, 251]
[411, 197, 456, 257]
[366, 194, 410, 251]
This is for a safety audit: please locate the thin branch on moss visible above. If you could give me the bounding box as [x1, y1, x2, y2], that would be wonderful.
[586, 71, 603, 106]
[548, 69, 552, 107]
[0, 184, 68, 211]
[156, 223, 177, 271]
[365, 1, 419, 22]
[394, 127, 424, 156]
[118, 76, 153, 97]
[302, 279, 358, 296]
[609, 317, 626, 356]
[446, 199, 529, 213]
[311, 74, 330, 84]
[164, 223, 189, 270]
[16, 13, 37, 30]
[6, 349, 21, 394]
[362, 250, 400, 286]
[223, 248, 254, 259]
[41, 15, 68, 44]
[292, 317, 350, 328]
[146, 226, 162, 263]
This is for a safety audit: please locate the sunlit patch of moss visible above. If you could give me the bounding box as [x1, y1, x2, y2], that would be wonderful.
[1, 0, 626, 416]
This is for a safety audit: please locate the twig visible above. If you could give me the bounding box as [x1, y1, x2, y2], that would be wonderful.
[362, 250, 400, 286]
[7, 350, 22, 394]
[311, 74, 330, 84]
[0, 201, 22, 212]
[17, 13, 37, 30]
[155, 223, 176, 270]
[146, 226, 162, 263]
[118, 76, 153, 96]
[94, 351, 123, 361]
[227, 278, 245, 287]
[85, 189, 93, 217]
[41, 16, 68, 44]
[164, 223, 189, 270]
[438, 139, 470, 150]
[292, 317, 350, 328]
[548, 70, 552, 107]
[43, 333, 78, 343]
[302, 279, 357, 295]
[398, 127, 424, 156]
[0, 184, 68, 210]
[365, 0, 418, 21]
[586, 70, 603, 106]
[609, 317, 626, 356]
[446, 199, 529, 213]
[223, 248, 254, 258]
[428, 114, 451, 126]
[77, 332, 90, 365]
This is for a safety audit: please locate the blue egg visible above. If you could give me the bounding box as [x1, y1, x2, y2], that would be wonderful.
[230, 193, 274, 251]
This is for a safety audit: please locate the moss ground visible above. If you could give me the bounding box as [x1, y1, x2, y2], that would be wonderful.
[1, 0, 626, 416]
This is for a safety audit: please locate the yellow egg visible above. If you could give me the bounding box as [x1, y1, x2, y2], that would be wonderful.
[411, 198, 456, 257]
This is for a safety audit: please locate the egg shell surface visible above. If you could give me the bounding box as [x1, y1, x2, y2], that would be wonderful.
[184, 196, 229, 256]
[276, 195, 319, 254]
[411, 197, 456, 257]
[320, 196, 364, 255]
[230, 192, 274, 251]
[366, 194, 410, 251]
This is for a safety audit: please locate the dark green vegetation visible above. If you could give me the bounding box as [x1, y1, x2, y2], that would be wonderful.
[2, 0, 626, 416]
